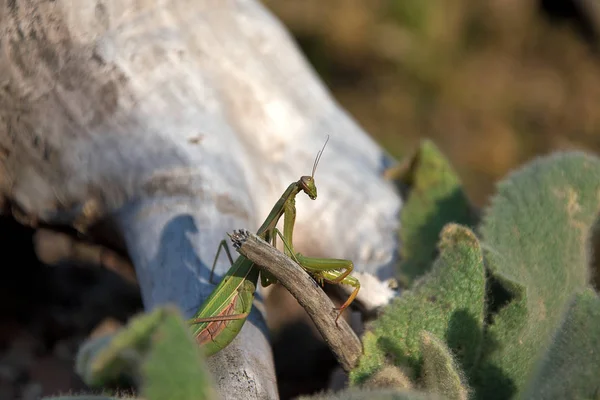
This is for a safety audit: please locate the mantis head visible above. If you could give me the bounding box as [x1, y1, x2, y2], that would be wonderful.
[299, 176, 317, 200]
[299, 135, 329, 200]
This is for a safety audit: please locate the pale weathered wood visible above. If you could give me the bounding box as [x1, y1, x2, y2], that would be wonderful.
[0, 0, 402, 398]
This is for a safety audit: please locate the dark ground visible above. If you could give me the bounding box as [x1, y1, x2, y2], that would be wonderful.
[0, 216, 142, 399]
[0, 214, 340, 400]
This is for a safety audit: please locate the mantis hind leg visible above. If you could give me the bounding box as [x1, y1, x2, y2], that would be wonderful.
[210, 239, 235, 284]
[319, 271, 360, 324]
[272, 229, 360, 323]
[295, 253, 355, 286]
[291, 250, 360, 325]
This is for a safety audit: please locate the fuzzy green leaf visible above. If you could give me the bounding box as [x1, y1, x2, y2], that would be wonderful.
[43, 397, 124, 400]
[475, 152, 600, 399]
[297, 388, 443, 400]
[76, 308, 165, 387]
[396, 140, 476, 284]
[361, 365, 415, 391]
[421, 331, 469, 400]
[75, 306, 215, 400]
[351, 224, 485, 385]
[522, 289, 600, 400]
[141, 309, 216, 400]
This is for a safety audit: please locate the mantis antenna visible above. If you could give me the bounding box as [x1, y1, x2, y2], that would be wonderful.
[312, 135, 330, 178]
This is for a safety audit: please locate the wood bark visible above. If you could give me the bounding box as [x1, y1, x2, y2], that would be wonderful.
[0, 0, 401, 398]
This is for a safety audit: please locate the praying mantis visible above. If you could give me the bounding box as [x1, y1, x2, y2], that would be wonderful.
[188, 137, 360, 356]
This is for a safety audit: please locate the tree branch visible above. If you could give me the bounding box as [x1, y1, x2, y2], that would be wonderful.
[229, 229, 362, 372]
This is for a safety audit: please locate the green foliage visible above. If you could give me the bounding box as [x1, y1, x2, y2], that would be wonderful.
[354, 150, 600, 400]
[141, 308, 215, 400]
[351, 224, 485, 385]
[297, 388, 443, 400]
[43, 397, 121, 400]
[76, 309, 163, 387]
[75, 306, 216, 400]
[420, 332, 469, 400]
[385, 0, 432, 34]
[522, 289, 600, 399]
[474, 152, 600, 398]
[393, 140, 476, 284]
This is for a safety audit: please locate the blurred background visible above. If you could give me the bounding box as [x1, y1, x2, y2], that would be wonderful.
[3, 1, 600, 399]
[265, 0, 600, 206]
[262, 1, 600, 398]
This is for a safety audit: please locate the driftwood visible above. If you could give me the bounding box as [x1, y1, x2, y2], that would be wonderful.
[0, 1, 401, 398]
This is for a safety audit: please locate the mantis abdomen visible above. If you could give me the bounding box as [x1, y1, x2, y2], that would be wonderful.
[190, 258, 259, 356]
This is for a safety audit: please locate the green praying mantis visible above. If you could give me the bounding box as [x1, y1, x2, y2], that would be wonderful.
[188, 137, 360, 356]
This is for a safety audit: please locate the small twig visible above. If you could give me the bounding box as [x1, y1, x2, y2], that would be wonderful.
[229, 229, 362, 372]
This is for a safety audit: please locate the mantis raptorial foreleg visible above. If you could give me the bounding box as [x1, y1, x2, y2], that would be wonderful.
[294, 253, 360, 323]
